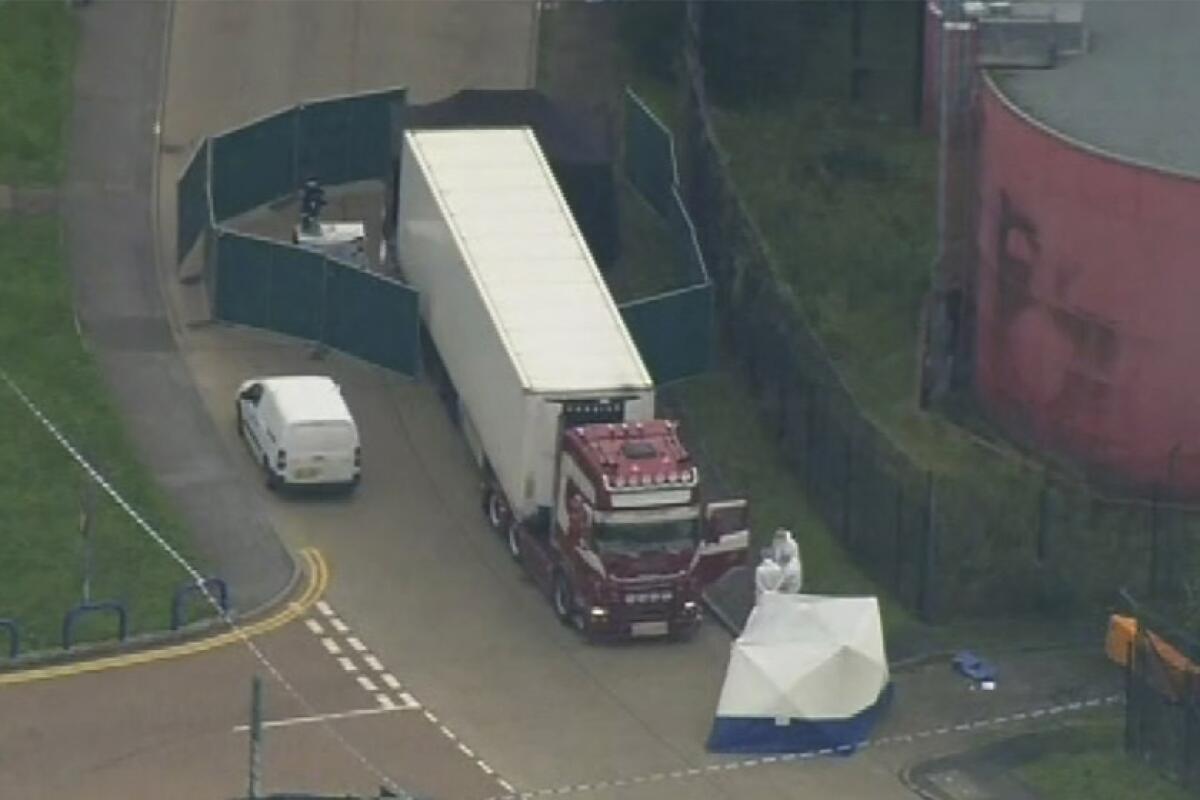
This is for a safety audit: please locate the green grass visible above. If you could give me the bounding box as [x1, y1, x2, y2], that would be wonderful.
[0, 1, 77, 185]
[607, 175, 694, 304]
[0, 218, 204, 651]
[1019, 720, 1192, 800]
[668, 363, 915, 636]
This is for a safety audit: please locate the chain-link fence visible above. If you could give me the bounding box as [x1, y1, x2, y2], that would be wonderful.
[1123, 597, 1200, 794]
[674, 2, 1200, 622]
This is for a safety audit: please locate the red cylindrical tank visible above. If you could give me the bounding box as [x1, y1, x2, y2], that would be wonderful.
[975, 77, 1200, 492]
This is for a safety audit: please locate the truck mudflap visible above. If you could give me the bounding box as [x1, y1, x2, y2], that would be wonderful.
[692, 499, 751, 587]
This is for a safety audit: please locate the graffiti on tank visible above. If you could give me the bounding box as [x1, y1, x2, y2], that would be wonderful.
[993, 190, 1040, 324]
[989, 189, 1120, 461]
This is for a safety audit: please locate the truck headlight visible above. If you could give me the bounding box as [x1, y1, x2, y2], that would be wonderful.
[589, 606, 609, 619]
[683, 600, 698, 614]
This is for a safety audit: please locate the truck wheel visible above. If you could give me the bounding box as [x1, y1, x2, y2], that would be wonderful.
[552, 572, 574, 626]
[506, 519, 522, 563]
[484, 488, 508, 532]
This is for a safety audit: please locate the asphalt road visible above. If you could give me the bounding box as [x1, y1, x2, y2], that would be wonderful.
[0, 590, 505, 800]
[5, 1, 1118, 799]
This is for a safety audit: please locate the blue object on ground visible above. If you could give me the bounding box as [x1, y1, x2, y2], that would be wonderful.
[953, 651, 998, 682]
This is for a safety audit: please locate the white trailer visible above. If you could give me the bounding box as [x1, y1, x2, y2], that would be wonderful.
[395, 127, 655, 521]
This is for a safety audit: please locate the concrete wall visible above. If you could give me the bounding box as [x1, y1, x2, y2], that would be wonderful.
[975, 77, 1200, 491]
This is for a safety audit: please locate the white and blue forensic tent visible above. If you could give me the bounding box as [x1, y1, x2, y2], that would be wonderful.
[707, 593, 892, 754]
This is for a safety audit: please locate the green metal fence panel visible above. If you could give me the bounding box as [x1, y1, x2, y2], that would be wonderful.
[623, 90, 677, 217]
[269, 246, 326, 342]
[298, 89, 405, 188]
[326, 261, 420, 376]
[621, 284, 713, 385]
[214, 230, 274, 328]
[211, 108, 297, 222]
[177, 141, 210, 264]
[667, 186, 709, 284]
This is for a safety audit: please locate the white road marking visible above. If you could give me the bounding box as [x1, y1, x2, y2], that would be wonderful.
[337, 657, 358, 673]
[316, 600, 334, 617]
[321, 638, 342, 655]
[479, 693, 1124, 800]
[377, 694, 396, 710]
[346, 636, 367, 652]
[231, 704, 416, 732]
[439, 725, 457, 741]
[381, 673, 402, 690]
[457, 742, 476, 758]
[304, 618, 324, 635]
[329, 617, 350, 634]
[399, 692, 418, 708]
[364, 655, 384, 672]
[357, 676, 379, 693]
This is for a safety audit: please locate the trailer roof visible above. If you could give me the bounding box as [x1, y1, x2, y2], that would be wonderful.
[406, 127, 653, 395]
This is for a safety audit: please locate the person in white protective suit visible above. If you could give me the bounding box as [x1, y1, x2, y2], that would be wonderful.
[772, 528, 803, 594]
[754, 548, 783, 602]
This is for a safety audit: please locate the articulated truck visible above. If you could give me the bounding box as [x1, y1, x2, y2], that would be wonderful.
[395, 127, 748, 640]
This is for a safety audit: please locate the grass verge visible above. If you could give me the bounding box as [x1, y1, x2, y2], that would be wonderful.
[0, 218, 204, 651]
[1018, 719, 1192, 800]
[0, 1, 77, 185]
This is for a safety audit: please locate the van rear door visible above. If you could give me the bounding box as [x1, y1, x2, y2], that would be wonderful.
[287, 421, 358, 482]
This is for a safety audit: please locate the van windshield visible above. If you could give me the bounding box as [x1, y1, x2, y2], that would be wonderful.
[291, 422, 355, 453]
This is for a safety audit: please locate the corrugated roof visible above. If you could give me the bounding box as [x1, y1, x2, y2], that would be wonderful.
[407, 128, 652, 394]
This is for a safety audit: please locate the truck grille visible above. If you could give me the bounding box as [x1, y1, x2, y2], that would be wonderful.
[623, 590, 674, 605]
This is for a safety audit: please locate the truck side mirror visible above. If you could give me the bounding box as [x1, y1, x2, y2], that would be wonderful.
[704, 499, 749, 543]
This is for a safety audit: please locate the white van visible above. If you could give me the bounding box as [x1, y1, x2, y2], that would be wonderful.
[235, 376, 361, 492]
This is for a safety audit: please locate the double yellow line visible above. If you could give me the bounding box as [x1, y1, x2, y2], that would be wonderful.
[0, 547, 328, 687]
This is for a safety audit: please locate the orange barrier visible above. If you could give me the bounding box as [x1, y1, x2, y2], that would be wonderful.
[1107, 614, 1200, 700]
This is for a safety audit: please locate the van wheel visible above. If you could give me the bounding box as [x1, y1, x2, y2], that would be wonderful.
[263, 458, 280, 492]
[484, 488, 508, 532]
[506, 519, 522, 563]
[552, 572, 574, 625]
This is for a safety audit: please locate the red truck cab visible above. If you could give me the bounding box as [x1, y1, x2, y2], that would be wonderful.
[496, 419, 749, 641]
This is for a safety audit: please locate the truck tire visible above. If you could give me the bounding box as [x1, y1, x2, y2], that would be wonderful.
[484, 487, 508, 532]
[553, 572, 574, 626]
[505, 519, 522, 563]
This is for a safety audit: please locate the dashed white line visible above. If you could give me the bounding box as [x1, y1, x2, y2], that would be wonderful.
[399, 692, 418, 708]
[364, 655, 384, 672]
[381, 673, 402, 690]
[457, 742, 476, 758]
[321, 638, 342, 656]
[329, 617, 350, 634]
[304, 618, 324, 635]
[439, 725, 458, 741]
[478, 761, 495, 775]
[346, 636, 367, 652]
[356, 676, 380, 693]
[316, 600, 334, 617]
[479, 693, 1124, 800]
[377, 694, 396, 710]
[337, 657, 358, 673]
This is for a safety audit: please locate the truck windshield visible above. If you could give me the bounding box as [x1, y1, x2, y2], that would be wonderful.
[592, 517, 699, 554]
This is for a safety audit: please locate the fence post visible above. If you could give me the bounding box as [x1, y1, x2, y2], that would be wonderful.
[918, 471, 937, 622]
[843, 430, 853, 545]
[1035, 472, 1049, 564]
[1123, 635, 1135, 755]
[894, 483, 905, 596]
[1149, 484, 1161, 601]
